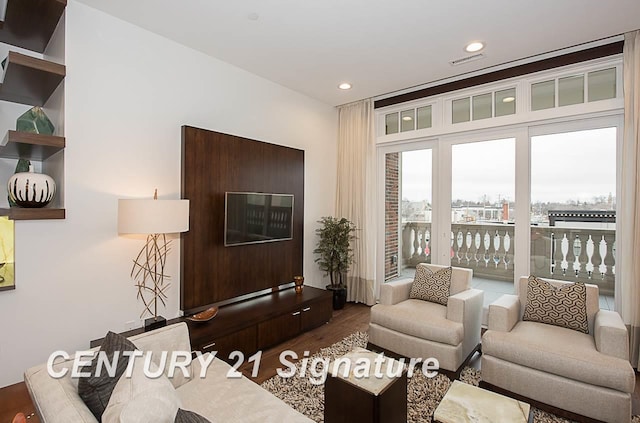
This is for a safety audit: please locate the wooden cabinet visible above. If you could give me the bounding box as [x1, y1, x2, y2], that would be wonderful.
[258, 310, 301, 350]
[197, 326, 257, 361]
[190, 286, 332, 363]
[91, 286, 333, 363]
[257, 290, 332, 349]
[302, 295, 333, 331]
[0, 0, 66, 220]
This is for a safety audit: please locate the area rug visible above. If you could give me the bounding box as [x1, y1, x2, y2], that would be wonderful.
[261, 331, 639, 423]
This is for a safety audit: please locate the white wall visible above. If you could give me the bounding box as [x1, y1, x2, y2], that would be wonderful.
[0, 0, 337, 387]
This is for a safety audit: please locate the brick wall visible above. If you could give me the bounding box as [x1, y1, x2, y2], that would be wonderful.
[385, 153, 399, 280]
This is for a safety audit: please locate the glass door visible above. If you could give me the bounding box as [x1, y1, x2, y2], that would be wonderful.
[451, 138, 516, 305]
[530, 127, 617, 309]
[383, 148, 433, 282]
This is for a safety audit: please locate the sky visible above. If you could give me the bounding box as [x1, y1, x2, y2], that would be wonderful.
[399, 127, 616, 204]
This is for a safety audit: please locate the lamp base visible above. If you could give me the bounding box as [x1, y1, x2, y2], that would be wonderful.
[144, 315, 167, 332]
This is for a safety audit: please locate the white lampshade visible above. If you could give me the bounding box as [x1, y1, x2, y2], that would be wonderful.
[118, 199, 190, 234]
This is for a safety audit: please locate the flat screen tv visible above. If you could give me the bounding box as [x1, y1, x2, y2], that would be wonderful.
[224, 192, 294, 246]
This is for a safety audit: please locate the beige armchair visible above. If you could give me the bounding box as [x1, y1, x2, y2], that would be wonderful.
[481, 276, 635, 423]
[368, 264, 483, 378]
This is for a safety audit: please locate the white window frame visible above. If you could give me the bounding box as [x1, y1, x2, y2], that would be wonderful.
[376, 56, 623, 144]
[375, 56, 624, 304]
[376, 138, 439, 292]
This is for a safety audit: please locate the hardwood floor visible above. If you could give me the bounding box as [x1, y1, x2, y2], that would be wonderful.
[1, 302, 639, 421]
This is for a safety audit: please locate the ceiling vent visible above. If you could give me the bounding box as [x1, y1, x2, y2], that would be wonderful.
[449, 53, 485, 66]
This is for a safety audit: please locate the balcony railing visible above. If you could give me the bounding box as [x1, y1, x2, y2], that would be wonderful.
[401, 221, 615, 295]
[531, 226, 615, 295]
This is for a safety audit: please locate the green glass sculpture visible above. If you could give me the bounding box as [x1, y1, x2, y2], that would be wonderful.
[16, 107, 55, 135]
[8, 159, 30, 207]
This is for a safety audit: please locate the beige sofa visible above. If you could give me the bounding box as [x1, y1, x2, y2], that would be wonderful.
[24, 323, 311, 423]
[482, 276, 635, 423]
[368, 264, 483, 376]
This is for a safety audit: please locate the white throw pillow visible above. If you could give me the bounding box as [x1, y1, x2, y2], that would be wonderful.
[102, 357, 181, 423]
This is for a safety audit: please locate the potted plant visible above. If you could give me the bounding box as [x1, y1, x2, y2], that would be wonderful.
[313, 216, 356, 309]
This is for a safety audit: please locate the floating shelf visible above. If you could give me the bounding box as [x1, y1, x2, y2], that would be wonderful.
[0, 51, 65, 106]
[0, 0, 66, 221]
[0, 0, 67, 52]
[0, 130, 65, 160]
[0, 207, 65, 220]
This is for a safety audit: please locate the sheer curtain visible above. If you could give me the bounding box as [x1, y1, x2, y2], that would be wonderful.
[619, 30, 640, 366]
[335, 99, 376, 305]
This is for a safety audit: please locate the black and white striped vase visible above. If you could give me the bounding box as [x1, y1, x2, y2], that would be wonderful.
[7, 165, 56, 208]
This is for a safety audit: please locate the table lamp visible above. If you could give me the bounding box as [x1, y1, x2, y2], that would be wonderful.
[118, 190, 189, 330]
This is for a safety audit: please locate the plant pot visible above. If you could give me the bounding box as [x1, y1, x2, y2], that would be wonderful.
[326, 285, 347, 310]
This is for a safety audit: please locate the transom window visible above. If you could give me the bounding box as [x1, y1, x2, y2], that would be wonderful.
[380, 60, 621, 138]
[531, 67, 616, 111]
[385, 105, 432, 135]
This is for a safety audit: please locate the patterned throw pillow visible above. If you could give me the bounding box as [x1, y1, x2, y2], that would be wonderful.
[522, 275, 589, 334]
[78, 331, 137, 419]
[409, 265, 452, 305]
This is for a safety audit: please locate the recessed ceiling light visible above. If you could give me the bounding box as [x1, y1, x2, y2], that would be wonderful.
[338, 82, 352, 90]
[402, 116, 413, 121]
[502, 96, 515, 103]
[465, 41, 485, 53]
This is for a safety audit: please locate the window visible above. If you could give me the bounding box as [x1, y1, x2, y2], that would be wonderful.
[558, 75, 584, 107]
[531, 80, 555, 110]
[400, 109, 415, 132]
[495, 88, 516, 117]
[377, 58, 622, 315]
[530, 127, 616, 303]
[384, 148, 433, 280]
[452, 98, 470, 123]
[530, 67, 617, 111]
[417, 106, 432, 129]
[452, 138, 515, 292]
[385, 112, 399, 134]
[385, 105, 433, 134]
[452, 88, 516, 123]
[472, 94, 492, 120]
[588, 68, 616, 102]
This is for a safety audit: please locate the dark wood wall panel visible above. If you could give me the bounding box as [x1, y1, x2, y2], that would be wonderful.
[181, 126, 304, 313]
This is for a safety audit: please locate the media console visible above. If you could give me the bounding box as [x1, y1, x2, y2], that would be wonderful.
[91, 286, 333, 361]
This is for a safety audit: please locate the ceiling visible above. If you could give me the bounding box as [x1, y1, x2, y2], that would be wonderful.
[75, 0, 640, 106]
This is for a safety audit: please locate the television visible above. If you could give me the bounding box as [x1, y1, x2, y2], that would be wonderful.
[224, 192, 294, 246]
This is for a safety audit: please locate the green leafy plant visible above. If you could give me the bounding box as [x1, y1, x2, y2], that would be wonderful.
[313, 216, 357, 288]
